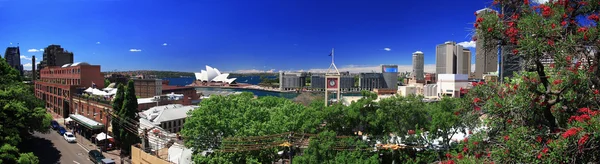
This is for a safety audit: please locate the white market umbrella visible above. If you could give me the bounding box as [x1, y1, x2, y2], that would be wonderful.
[84, 87, 94, 93]
[96, 132, 113, 141]
[92, 88, 109, 96]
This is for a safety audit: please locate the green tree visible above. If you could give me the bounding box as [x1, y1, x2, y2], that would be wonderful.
[442, 0, 600, 163]
[119, 80, 140, 155]
[292, 131, 379, 164]
[425, 97, 464, 150]
[111, 84, 125, 149]
[181, 93, 324, 163]
[104, 79, 111, 88]
[0, 58, 51, 164]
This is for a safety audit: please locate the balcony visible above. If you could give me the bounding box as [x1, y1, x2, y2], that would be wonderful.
[73, 94, 113, 106]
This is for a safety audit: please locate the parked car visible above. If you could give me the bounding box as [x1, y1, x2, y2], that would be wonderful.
[50, 121, 59, 130]
[100, 158, 115, 164]
[57, 127, 67, 135]
[63, 132, 76, 143]
[88, 150, 105, 164]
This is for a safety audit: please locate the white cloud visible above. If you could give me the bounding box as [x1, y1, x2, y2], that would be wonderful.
[27, 49, 40, 53]
[96, 42, 101, 44]
[235, 69, 277, 73]
[534, 0, 549, 4]
[471, 64, 476, 73]
[383, 48, 391, 51]
[23, 63, 32, 67]
[129, 49, 142, 52]
[457, 41, 476, 48]
[39, 49, 44, 52]
[162, 43, 168, 46]
[20, 55, 32, 60]
[22, 62, 39, 70]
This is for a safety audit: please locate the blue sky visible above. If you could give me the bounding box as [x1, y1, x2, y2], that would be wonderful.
[1, 0, 495, 73]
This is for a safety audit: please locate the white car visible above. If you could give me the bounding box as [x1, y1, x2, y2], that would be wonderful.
[63, 132, 76, 143]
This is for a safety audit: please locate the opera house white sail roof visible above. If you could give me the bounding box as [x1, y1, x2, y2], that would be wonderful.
[194, 65, 237, 83]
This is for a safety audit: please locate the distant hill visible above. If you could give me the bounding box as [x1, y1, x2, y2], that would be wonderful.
[103, 70, 195, 78]
[229, 72, 278, 78]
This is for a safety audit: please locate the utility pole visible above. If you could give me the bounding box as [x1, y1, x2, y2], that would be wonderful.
[288, 132, 293, 164]
[104, 107, 109, 152]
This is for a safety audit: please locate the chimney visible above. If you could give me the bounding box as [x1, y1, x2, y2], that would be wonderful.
[32, 56, 36, 81]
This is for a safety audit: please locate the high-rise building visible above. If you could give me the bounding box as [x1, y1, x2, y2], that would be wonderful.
[436, 41, 471, 76]
[412, 51, 424, 81]
[4, 47, 24, 75]
[279, 72, 307, 91]
[475, 8, 499, 79]
[38, 45, 74, 70]
[381, 65, 399, 89]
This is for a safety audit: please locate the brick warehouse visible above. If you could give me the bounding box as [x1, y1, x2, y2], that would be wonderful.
[35, 62, 105, 118]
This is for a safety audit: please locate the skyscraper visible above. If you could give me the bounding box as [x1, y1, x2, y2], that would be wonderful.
[436, 41, 471, 76]
[4, 47, 24, 75]
[412, 51, 424, 81]
[475, 8, 499, 79]
[381, 65, 399, 89]
[38, 45, 74, 70]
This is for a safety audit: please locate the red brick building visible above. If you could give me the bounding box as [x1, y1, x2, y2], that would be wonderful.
[35, 62, 105, 118]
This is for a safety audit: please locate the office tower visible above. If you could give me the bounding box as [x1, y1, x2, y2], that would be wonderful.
[412, 51, 424, 81]
[461, 48, 472, 76]
[4, 47, 24, 75]
[38, 45, 74, 70]
[475, 8, 499, 79]
[500, 45, 524, 80]
[436, 41, 471, 75]
[32, 56, 36, 81]
[381, 65, 399, 89]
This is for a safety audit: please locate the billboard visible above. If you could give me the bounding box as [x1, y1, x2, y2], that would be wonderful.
[384, 67, 398, 73]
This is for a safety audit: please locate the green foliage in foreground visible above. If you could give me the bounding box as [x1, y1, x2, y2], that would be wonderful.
[0, 58, 51, 164]
[182, 89, 465, 163]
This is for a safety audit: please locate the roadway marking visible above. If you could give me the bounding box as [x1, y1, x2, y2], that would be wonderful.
[77, 142, 90, 152]
[73, 161, 81, 164]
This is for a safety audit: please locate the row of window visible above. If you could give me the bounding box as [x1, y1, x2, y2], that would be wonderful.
[35, 84, 69, 98]
[41, 68, 81, 75]
[38, 78, 81, 85]
[161, 119, 185, 133]
[76, 102, 106, 121]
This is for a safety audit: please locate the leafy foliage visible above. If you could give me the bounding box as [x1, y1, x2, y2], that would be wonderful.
[0, 58, 51, 164]
[111, 84, 125, 148]
[118, 80, 140, 155]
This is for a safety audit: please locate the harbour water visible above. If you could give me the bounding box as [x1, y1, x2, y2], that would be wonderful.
[163, 77, 361, 99]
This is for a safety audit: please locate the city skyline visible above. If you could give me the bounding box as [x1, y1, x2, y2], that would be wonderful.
[2, 0, 509, 73]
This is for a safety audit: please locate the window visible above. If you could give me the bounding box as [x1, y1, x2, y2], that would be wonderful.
[100, 111, 103, 120]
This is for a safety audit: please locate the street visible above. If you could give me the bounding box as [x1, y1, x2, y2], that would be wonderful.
[20, 131, 93, 164]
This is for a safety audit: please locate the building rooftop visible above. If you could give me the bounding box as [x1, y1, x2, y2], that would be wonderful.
[162, 85, 194, 91]
[140, 104, 198, 125]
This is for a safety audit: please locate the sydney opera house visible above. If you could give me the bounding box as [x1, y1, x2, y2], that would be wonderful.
[194, 65, 237, 84]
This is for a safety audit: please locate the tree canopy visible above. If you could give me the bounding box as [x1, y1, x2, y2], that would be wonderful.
[117, 80, 140, 155]
[0, 58, 51, 164]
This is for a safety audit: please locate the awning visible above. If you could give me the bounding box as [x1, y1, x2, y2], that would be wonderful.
[65, 117, 73, 122]
[96, 132, 113, 141]
[70, 114, 104, 130]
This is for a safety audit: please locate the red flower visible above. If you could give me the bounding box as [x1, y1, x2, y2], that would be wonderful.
[584, 34, 588, 41]
[536, 136, 543, 143]
[578, 134, 589, 147]
[504, 135, 510, 141]
[454, 111, 460, 116]
[588, 14, 600, 21]
[478, 81, 484, 85]
[562, 127, 581, 139]
[579, 1, 588, 5]
[577, 27, 588, 33]
[576, 114, 591, 122]
[550, 63, 555, 68]
[463, 138, 469, 143]
[553, 79, 562, 85]
[472, 82, 478, 86]
[507, 119, 512, 124]
[476, 17, 484, 23]
[473, 97, 482, 103]
[474, 106, 481, 111]
[561, 21, 567, 26]
[548, 39, 555, 46]
[446, 153, 453, 158]
[542, 147, 549, 153]
[498, 14, 504, 18]
[442, 160, 455, 164]
[566, 55, 572, 62]
[463, 147, 469, 153]
[474, 141, 479, 145]
[474, 23, 479, 28]
[594, 89, 599, 94]
[512, 14, 519, 20]
[488, 27, 493, 32]
[512, 49, 519, 54]
[475, 153, 482, 158]
[457, 153, 464, 159]
[551, 23, 556, 29]
[562, 14, 567, 19]
[537, 153, 543, 159]
[524, 0, 529, 5]
[408, 130, 416, 135]
[540, 5, 553, 17]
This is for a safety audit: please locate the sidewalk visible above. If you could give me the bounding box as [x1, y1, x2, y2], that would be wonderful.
[51, 112, 124, 164]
